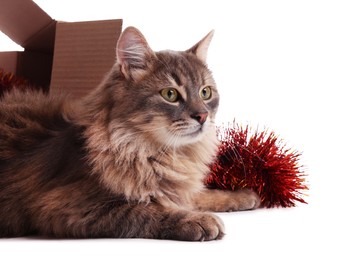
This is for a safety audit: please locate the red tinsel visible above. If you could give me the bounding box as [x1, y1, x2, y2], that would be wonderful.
[206, 123, 308, 208]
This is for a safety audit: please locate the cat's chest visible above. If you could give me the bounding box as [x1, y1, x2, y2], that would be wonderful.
[113, 147, 206, 205]
[88, 127, 215, 206]
[147, 152, 205, 181]
[140, 150, 207, 204]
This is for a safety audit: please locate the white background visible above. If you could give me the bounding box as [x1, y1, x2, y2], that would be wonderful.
[1, 0, 336, 259]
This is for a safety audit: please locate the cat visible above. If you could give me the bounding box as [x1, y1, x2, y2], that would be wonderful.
[0, 27, 260, 241]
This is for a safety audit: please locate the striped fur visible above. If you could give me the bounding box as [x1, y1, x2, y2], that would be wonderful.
[0, 27, 259, 241]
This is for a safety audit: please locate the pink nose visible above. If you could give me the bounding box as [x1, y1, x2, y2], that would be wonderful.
[191, 112, 208, 125]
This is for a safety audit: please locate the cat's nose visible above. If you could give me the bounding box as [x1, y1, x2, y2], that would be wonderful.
[191, 112, 208, 125]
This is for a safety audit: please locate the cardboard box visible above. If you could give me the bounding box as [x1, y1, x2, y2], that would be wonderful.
[0, 0, 122, 97]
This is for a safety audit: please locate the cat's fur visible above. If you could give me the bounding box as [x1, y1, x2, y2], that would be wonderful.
[0, 27, 260, 241]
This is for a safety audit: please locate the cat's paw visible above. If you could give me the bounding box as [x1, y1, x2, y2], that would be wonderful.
[225, 189, 261, 212]
[162, 212, 224, 241]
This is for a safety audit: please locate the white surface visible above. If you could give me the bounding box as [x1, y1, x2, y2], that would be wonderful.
[1, 0, 336, 259]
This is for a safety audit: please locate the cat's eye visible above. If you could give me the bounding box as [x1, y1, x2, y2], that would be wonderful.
[199, 86, 212, 100]
[160, 88, 179, 102]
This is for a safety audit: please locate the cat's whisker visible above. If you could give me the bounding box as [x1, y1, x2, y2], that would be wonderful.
[155, 132, 177, 162]
[109, 122, 167, 139]
[154, 126, 186, 163]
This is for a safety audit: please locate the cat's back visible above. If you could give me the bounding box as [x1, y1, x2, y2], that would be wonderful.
[0, 89, 75, 162]
[0, 89, 69, 127]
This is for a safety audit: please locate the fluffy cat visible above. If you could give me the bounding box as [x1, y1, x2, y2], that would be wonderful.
[0, 27, 260, 241]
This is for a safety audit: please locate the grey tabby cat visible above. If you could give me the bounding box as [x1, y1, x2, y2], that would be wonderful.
[0, 27, 260, 241]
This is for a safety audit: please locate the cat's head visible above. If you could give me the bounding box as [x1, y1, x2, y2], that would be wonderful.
[106, 27, 219, 148]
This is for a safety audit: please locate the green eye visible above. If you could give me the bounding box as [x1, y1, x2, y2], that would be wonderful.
[199, 86, 212, 100]
[160, 88, 179, 102]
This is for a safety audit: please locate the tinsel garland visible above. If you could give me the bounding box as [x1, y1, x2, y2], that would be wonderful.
[206, 123, 308, 208]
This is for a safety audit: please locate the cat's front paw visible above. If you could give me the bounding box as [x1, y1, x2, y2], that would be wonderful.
[226, 189, 261, 211]
[162, 212, 224, 241]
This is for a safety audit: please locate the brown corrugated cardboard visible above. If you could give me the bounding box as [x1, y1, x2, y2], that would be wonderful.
[50, 20, 122, 98]
[0, 0, 122, 97]
[0, 0, 55, 90]
[0, 52, 20, 74]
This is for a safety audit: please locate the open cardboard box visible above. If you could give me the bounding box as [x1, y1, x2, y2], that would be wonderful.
[0, 0, 122, 97]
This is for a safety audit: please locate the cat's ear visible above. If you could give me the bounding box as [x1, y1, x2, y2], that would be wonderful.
[116, 27, 156, 80]
[186, 30, 214, 63]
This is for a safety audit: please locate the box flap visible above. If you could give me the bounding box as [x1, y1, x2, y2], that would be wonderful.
[0, 0, 55, 52]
